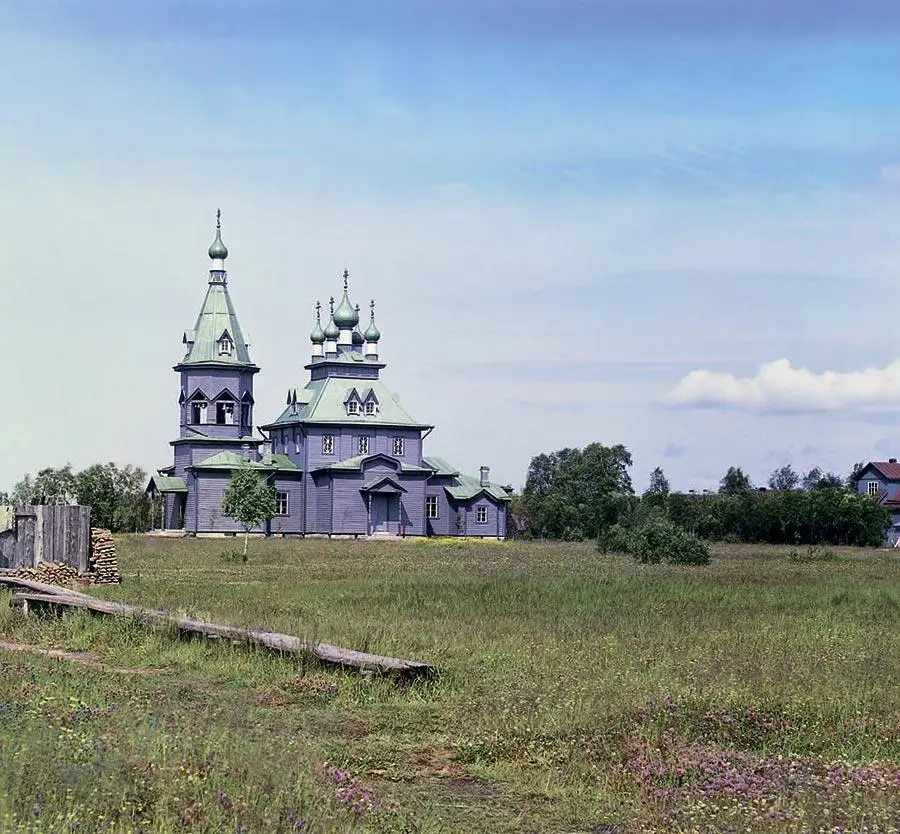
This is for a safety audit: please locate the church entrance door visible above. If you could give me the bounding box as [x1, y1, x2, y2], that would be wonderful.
[371, 494, 399, 534]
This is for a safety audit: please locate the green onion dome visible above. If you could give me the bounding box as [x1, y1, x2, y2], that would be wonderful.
[333, 292, 358, 328]
[310, 322, 325, 344]
[208, 210, 228, 260]
[332, 270, 359, 328]
[324, 315, 339, 340]
[364, 300, 381, 342]
[352, 328, 364, 345]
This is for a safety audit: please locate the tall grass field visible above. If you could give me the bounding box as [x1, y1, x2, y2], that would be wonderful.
[0, 537, 897, 833]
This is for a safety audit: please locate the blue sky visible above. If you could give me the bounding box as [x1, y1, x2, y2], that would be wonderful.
[3, 0, 900, 493]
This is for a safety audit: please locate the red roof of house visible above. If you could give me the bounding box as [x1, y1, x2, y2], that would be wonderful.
[868, 462, 900, 480]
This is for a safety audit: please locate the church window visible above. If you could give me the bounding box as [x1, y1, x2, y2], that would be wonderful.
[476, 506, 488, 524]
[426, 496, 438, 519]
[392, 437, 405, 456]
[364, 401, 377, 416]
[240, 402, 251, 428]
[347, 400, 359, 415]
[216, 401, 235, 425]
[295, 434, 301, 454]
[219, 336, 233, 356]
[322, 435, 335, 455]
[275, 491, 289, 515]
[190, 401, 207, 424]
[357, 436, 369, 455]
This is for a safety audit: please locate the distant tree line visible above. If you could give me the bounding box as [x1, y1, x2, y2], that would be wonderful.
[515, 447, 889, 548]
[0, 463, 158, 533]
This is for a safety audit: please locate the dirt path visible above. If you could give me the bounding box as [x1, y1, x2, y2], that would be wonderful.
[0, 641, 159, 675]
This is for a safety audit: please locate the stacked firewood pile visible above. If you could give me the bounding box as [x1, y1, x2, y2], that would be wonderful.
[12, 561, 80, 585]
[89, 528, 121, 585]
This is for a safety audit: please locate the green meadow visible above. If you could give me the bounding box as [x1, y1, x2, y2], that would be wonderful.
[0, 537, 898, 833]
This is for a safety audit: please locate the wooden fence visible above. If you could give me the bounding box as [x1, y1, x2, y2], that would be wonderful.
[0, 505, 91, 571]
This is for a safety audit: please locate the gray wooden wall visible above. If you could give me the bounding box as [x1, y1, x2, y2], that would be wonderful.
[0, 506, 91, 571]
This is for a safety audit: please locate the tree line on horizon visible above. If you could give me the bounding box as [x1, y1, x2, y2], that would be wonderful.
[514, 445, 888, 548]
[0, 463, 157, 533]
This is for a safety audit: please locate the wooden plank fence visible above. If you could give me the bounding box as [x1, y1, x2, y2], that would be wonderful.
[0, 506, 91, 571]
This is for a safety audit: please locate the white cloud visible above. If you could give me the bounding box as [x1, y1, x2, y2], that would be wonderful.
[667, 358, 900, 414]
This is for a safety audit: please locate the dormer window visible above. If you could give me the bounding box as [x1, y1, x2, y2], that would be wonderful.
[347, 400, 359, 416]
[219, 335, 233, 356]
[364, 401, 377, 416]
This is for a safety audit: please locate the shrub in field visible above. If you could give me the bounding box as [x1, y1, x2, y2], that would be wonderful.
[620, 518, 711, 565]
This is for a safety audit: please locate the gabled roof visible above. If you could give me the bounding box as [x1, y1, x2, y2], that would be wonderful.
[177, 280, 257, 370]
[864, 461, 900, 480]
[190, 451, 300, 472]
[147, 476, 188, 493]
[423, 456, 460, 477]
[441, 471, 512, 503]
[361, 475, 407, 493]
[313, 453, 432, 474]
[263, 377, 430, 429]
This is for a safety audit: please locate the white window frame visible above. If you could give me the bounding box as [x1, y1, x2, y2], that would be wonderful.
[219, 337, 233, 356]
[364, 401, 377, 416]
[347, 400, 359, 416]
[426, 496, 438, 519]
[275, 491, 289, 516]
[476, 506, 488, 524]
[358, 436, 369, 455]
[393, 436, 405, 456]
[322, 434, 335, 455]
[868, 481, 880, 496]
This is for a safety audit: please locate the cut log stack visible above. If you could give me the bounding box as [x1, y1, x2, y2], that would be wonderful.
[89, 528, 121, 585]
[12, 561, 80, 586]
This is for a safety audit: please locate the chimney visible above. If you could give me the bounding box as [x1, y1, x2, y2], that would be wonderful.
[479, 466, 490, 487]
[890, 458, 897, 464]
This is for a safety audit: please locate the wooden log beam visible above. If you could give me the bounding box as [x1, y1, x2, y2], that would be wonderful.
[6, 590, 434, 677]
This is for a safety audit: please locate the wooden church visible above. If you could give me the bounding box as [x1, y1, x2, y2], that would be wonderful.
[148, 214, 510, 537]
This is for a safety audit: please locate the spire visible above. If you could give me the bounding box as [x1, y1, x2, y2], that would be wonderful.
[208, 209, 228, 261]
[178, 214, 255, 369]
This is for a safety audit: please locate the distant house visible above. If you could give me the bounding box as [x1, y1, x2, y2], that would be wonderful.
[854, 459, 900, 546]
[146, 214, 510, 538]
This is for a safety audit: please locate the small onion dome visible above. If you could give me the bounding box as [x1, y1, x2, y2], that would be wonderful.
[333, 291, 358, 328]
[364, 300, 381, 342]
[208, 210, 228, 260]
[324, 315, 339, 340]
[310, 322, 325, 344]
[352, 328, 364, 346]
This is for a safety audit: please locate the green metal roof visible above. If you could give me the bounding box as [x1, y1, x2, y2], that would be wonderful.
[423, 456, 459, 477]
[170, 434, 259, 445]
[443, 472, 512, 503]
[265, 377, 430, 429]
[314, 454, 432, 474]
[177, 280, 256, 369]
[191, 451, 300, 472]
[148, 476, 188, 493]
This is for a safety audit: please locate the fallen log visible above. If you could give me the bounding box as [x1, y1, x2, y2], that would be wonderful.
[6, 590, 434, 678]
[0, 574, 95, 599]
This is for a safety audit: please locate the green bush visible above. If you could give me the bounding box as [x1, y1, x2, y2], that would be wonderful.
[597, 523, 633, 554]
[619, 518, 711, 565]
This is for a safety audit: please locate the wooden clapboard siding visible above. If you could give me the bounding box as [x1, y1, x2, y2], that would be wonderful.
[0, 506, 91, 569]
